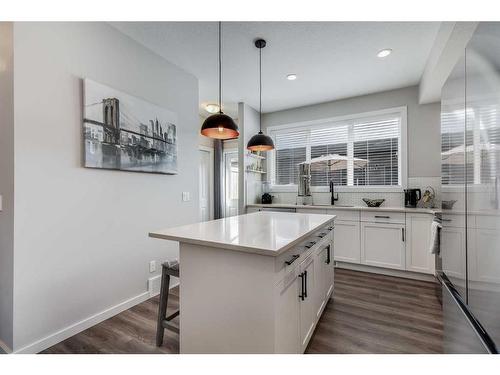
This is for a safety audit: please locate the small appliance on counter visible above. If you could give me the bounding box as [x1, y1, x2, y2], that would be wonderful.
[404, 188, 421, 208]
[261, 193, 273, 204]
[296, 163, 313, 205]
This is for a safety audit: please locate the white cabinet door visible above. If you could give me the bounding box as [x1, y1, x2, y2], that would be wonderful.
[298, 255, 315, 352]
[361, 222, 406, 270]
[274, 269, 300, 353]
[313, 245, 327, 319]
[405, 214, 435, 274]
[326, 242, 334, 298]
[333, 220, 361, 263]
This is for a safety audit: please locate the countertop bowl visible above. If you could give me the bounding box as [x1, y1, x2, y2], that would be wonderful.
[362, 198, 385, 207]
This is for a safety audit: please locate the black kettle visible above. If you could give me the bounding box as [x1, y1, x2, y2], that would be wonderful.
[404, 189, 421, 208]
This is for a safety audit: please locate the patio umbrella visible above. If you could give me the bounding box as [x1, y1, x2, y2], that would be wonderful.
[300, 154, 368, 171]
[442, 143, 500, 164]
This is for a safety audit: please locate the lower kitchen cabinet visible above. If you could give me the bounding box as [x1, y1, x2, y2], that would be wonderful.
[405, 213, 435, 274]
[333, 220, 361, 263]
[361, 222, 406, 270]
[274, 269, 300, 353]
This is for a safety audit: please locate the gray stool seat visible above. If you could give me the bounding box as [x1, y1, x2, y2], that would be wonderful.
[156, 261, 180, 347]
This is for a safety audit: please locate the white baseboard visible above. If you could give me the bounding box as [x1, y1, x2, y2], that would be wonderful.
[0, 338, 12, 354]
[14, 279, 180, 354]
[336, 262, 437, 282]
[14, 291, 149, 354]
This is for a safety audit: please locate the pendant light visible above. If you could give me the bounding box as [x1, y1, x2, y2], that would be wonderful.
[200, 22, 239, 139]
[247, 39, 275, 151]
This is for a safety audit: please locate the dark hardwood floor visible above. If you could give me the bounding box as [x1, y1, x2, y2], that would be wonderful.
[42, 268, 443, 354]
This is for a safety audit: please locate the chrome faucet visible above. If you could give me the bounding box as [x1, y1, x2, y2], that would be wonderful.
[329, 180, 339, 205]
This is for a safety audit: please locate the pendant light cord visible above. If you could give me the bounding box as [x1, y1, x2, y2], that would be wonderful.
[259, 44, 262, 132]
[218, 21, 222, 113]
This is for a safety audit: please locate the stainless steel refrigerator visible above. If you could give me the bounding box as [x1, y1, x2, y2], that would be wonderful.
[439, 22, 500, 354]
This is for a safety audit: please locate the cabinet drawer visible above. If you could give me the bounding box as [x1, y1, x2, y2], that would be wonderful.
[361, 211, 405, 224]
[326, 209, 360, 222]
[274, 226, 332, 280]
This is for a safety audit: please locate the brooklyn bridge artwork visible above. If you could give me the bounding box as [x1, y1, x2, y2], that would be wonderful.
[83, 79, 178, 174]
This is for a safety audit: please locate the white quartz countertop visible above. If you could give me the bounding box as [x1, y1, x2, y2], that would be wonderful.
[247, 203, 438, 215]
[149, 211, 336, 257]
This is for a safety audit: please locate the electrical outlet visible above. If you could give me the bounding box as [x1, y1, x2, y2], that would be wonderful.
[149, 260, 156, 273]
[182, 191, 190, 202]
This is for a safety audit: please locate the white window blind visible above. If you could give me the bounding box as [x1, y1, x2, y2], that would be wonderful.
[274, 130, 307, 185]
[353, 117, 399, 186]
[270, 110, 404, 188]
[310, 124, 348, 186]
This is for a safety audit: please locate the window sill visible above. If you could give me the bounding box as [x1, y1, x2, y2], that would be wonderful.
[270, 185, 404, 194]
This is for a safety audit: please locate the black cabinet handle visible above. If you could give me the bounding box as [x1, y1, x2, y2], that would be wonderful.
[305, 241, 316, 249]
[285, 254, 300, 266]
[298, 272, 305, 301]
[402, 228, 405, 242]
[304, 270, 308, 298]
[375, 215, 391, 219]
[326, 245, 331, 264]
[318, 233, 327, 238]
[327, 226, 334, 231]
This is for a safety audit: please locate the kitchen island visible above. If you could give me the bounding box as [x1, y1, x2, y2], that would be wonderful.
[149, 211, 336, 353]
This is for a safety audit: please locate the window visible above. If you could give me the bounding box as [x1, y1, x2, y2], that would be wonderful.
[268, 107, 406, 191]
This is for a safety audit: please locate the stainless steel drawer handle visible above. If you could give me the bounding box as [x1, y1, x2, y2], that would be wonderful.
[285, 254, 300, 266]
[375, 215, 391, 219]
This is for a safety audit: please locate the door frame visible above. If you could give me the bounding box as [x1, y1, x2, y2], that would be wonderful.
[199, 145, 214, 221]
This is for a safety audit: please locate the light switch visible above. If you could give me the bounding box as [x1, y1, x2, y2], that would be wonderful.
[182, 192, 190, 202]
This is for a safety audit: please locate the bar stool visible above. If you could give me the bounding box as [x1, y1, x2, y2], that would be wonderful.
[156, 261, 180, 347]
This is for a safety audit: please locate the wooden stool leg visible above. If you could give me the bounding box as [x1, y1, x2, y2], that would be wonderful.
[156, 268, 171, 347]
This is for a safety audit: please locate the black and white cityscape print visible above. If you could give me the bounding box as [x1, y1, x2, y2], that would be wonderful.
[83, 79, 178, 174]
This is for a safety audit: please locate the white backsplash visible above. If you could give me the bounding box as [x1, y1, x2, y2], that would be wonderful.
[268, 176, 441, 208]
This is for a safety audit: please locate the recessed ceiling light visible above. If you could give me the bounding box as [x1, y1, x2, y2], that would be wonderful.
[377, 49, 392, 58]
[286, 74, 297, 81]
[205, 103, 220, 114]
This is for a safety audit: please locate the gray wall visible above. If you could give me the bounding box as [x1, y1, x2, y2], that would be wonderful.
[11, 22, 199, 352]
[263, 86, 441, 178]
[0, 22, 14, 351]
[238, 103, 262, 214]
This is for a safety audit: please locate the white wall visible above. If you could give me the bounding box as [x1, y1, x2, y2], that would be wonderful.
[263, 86, 441, 178]
[238, 103, 262, 213]
[0, 22, 14, 352]
[11, 22, 199, 352]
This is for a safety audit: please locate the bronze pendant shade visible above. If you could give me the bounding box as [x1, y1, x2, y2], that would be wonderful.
[201, 22, 239, 140]
[247, 39, 274, 151]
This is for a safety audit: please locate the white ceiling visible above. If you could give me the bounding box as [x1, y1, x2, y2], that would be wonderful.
[111, 22, 441, 118]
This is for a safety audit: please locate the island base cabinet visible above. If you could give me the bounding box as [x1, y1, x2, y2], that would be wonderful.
[299, 255, 315, 352]
[274, 269, 300, 353]
[179, 227, 334, 354]
[361, 222, 406, 270]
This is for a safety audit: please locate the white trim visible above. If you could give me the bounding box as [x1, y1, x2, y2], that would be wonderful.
[199, 145, 215, 221]
[13, 280, 178, 354]
[267, 106, 408, 191]
[0, 338, 12, 354]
